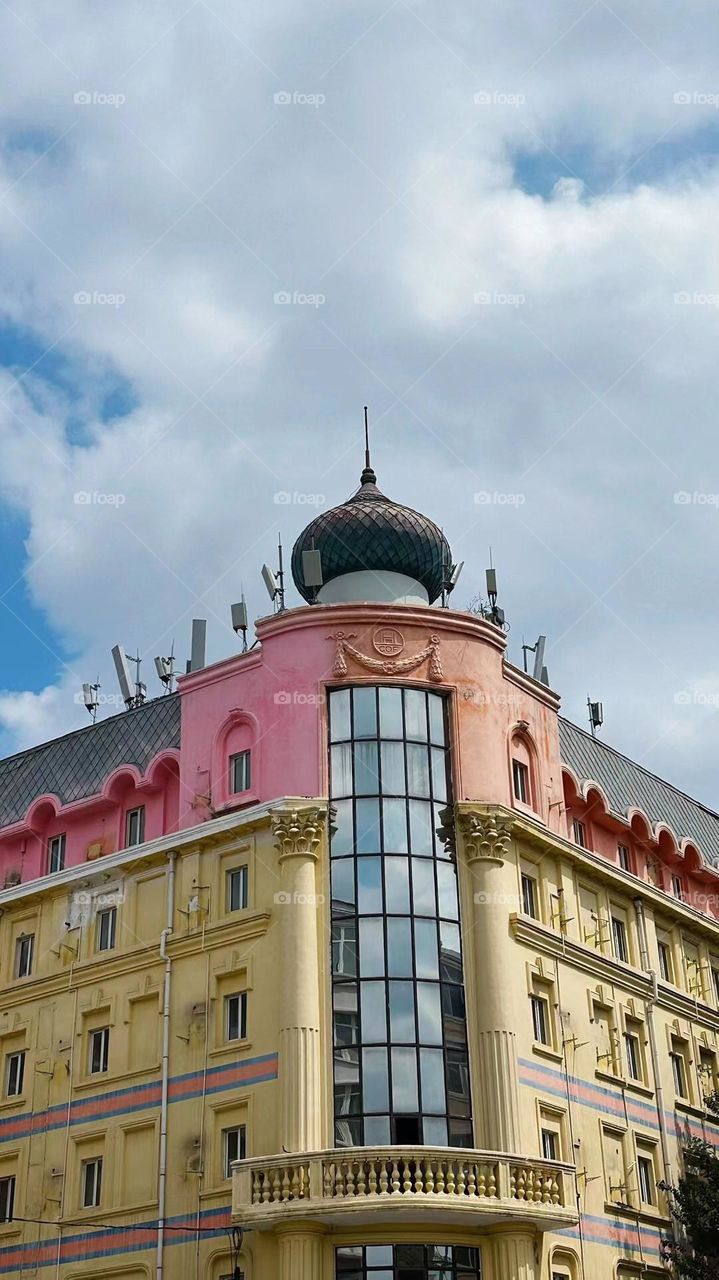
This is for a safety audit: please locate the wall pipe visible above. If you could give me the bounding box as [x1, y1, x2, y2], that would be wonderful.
[633, 896, 673, 1192]
[156, 851, 177, 1280]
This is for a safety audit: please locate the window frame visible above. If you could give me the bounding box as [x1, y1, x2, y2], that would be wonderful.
[81, 1156, 103, 1209]
[531, 993, 550, 1046]
[225, 993, 247, 1043]
[226, 865, 249, 913]
[230, 750, 251, 796]
[96, 906, 117, 953]
[48, 832, 66, 874]
[222, 1124, 247, 1179]
[89, 1027, 110, 1076]
[125, 805, 145, 848]
[0, 1176, 14, 1223]
[521, 872, 538, 919]
[611, 915, 629, 964]
[14, 934, 34, 979]
[617, 844, 631, 873]
[512, 757, 529, 805]
[573, 818, 587, 849]
[5, 1050, 25, 1098]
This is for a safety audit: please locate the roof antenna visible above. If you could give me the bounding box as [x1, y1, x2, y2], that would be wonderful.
[361, 405, 376, 485]
[588, 697, 603, 737]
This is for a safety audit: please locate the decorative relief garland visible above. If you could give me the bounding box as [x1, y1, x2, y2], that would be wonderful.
[329, 631, 443, 681]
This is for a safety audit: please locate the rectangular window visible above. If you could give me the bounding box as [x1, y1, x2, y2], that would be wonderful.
[225, 993, 247, 1043]
[96, 907, 117, 952]
[521, 873, 537, 919]
[624, 1032, 641, 1082]
[618, 844, 631, 872]
[0, 1176, 14, 1223]
[81, 1157, 102, 1208]
[657, 940, 673, 983]
[125, 806, 145, 848]
[700, 1048, 717, 1098]
[637, 1153, 655, 1206]
[531, 994, 549, 1045]
[48, 833, 66, 874]
[670, 1046, 687, 1099]
[14, 934, 34, 979]
[230, 751, 251, 795]
[5, 1051, 25, 1098]
[541, 1128, 558, 1160]
[611, 916, 629, 964]
[223, 1124, 246, 1178]
[573, 819, 587, 848]
[226, 866, 248, 912]
[89, 1028, 109, 1075]
[512, 759, 529, 804]
[672, 875, 683, 901]
[712, 966, 719, 1005]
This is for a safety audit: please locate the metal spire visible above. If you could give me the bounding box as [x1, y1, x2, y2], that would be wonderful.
[360, 405, 377, 485]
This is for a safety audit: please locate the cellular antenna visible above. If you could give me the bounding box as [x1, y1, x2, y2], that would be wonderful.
[82, 680, 101, 722]
[261, 538, 286, 612]
[231, 596, 249, 651]
[588, 697, 604, 737]
[112, 644, 146, 709]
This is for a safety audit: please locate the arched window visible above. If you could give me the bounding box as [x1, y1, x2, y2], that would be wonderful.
[509, 728, 539, 814]
[550, 1247, 579, 1280]
[213, 712, 259, 809]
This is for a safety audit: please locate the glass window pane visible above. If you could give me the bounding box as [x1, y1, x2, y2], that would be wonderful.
[449, 1117, 473, 1147]
[428, 693, 445, 745]
[379, 686, 403, 738]
[433, 803, 450, 858]
[406, 744, 431, 797]
[334, 1049, 359, 1113]
[414, 919, 438, 978]
[442, 981, 466, 1022]
[359, 919, 385, 977]
[360, 981, 387, 1043]
[331, 858, 355, 915]
[386, 917, 413, 976]
[447, 1048, 472, 1114]
[363, 1114, 390, 1144]
[333, 982, 358, 1045]
[330, 689, 351, 742]
[437, 862, 458, 920]
[357, 857, 383, 913]
[380, 741, 405, 794]
[356, 799, 381, 853]
[362, 1047, 389, 1111]
[382, 799, 408, 853]
[423, 1115, 448, 1145]
[391, 1047, 418, 1111]
[331, 799, 353, 856]
[430, 747, 448, 802]
[409, 800, 434, 854]
[412, 858, 436, 914]
[384, 857, 410, 914]
[420, 1047, 447, 1112]
[404, 689, 428, 740]
[388, 981, 416, 1041]
[354, 742, 379, 795]
[352, 687, 377, 738]
[332, 922, 357, 976]
[439, 921, 462, 981]
[366, 1246, 393, 1266]
[331, 744, 353, 797]
[416, 982, 443, 1044]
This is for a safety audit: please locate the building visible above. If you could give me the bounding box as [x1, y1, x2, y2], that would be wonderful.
[0, 450, 717, 1280]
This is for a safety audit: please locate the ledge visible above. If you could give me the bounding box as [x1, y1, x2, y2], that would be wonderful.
[232, 1146, 577, 1232]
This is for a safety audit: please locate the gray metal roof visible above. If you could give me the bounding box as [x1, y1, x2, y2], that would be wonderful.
[559, 717, 719, 869]
[0, 695, 180, 828]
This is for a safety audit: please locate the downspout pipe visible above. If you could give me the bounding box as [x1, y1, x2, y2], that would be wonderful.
[157, 851, 177, 1280]
[634, 896, 673, 1190]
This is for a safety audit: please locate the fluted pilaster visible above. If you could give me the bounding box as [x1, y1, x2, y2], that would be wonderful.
[277, 1224, 326, 1280]
[485, 1231, 537, 1280]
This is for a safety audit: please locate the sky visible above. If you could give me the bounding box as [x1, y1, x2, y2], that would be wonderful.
[0, 0, 719, 806]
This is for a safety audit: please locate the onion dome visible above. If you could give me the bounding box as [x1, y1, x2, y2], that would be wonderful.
[291, 452, 452, 606]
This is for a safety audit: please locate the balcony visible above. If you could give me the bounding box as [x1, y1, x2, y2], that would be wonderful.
[232, 1147, 577, 1231]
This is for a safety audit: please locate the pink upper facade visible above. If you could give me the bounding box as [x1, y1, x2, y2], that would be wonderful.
[0, 599, 718, 917]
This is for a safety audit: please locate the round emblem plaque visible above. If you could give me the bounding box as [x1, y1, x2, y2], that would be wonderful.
[372, 627, 405, 657]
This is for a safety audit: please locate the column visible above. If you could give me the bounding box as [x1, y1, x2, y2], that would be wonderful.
[485, 1231, 537, 1280]
[455, 807, 523, 1153]
[277, 1223, 327, 1280]
[272, 806, 328, 1153]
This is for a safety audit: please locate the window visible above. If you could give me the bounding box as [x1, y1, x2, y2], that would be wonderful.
[227, 866, 248, 912]
[225, 993, 247, 1043]
[699, 1047, 718, 1098]
[618, 844, 631, 872]
[672, 875, 683, 902]
[512, 758, 529, 804]
[712, 965, 719, 1005]
[0, 1176, 14, 1223]
[573, 819, 587, 848]
[541, 1128, 558, 1160]
[624, 1031, 641, 1081]
[230, 751, 251, 795]
[48, 833, 66, 874]
[637, 1150, 656, 1206]
[670, 1042, 688, 1099]
[81, 1157, 102, 1208]
[657, 939, 673, 983]
[521, 873, 537, 919]
[96, 907, 116, 952]
[5, 1051, 25, 1098]
[125, 806, 145, 847]
[14, 934, 34, 979]
[611, 916, 629, 964]
[222, 1124, 246, 1178]
[89, 1028, 109, 1075]
[531, 994, 550, 1046]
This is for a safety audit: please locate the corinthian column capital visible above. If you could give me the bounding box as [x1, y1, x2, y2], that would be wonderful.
[270, 806, 331, 863]
[456, 805, 515, 865]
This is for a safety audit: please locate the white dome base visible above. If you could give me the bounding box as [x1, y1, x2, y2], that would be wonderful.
[317, 570, 430, 606]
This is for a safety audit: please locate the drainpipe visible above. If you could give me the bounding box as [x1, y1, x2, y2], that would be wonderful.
[634, 897, 673, 1190]
[157, 852, 177, 1280]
